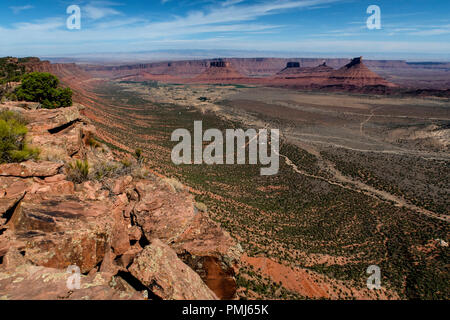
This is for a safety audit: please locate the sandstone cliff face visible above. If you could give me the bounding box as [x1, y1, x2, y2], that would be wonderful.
[194, 60, 244, 82]
[82, 57, 410, 79]
[328, 57, 398, 88]
[0, 102, 242, 300]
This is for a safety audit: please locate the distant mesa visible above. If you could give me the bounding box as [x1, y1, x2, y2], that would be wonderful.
[313, 61, 334, 73]
[210, 60, 230, 68]
[276, 61, 333, 78]
[328, 56, 398, 87]
[194, 59, 244, 81]
[286, 62, 301, 68]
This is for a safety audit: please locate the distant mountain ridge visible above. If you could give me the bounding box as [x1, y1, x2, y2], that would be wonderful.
[82, 57, 410, 78]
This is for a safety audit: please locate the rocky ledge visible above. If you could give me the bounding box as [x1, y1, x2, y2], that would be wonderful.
[0, 102, 242, 300]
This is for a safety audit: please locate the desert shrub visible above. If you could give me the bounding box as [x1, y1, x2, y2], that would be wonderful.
[0, 110, 39, 163]
[86, 137, 101, 148]
[66, 159, 90, 183]
[93, 161, 122, 180]
[134, 148, 144, 164]
[121, 157, 132, 168]
[195, 202, 208, 212]
[0, 57, 26, 84]
[15, 72, 72, 109]
[163, 177, 185, 193]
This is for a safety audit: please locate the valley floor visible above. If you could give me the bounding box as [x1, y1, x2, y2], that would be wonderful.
[81, 81, 449, 300]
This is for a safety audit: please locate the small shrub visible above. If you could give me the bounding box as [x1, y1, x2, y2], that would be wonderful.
[134, 148, 144, 164]
[87, 137, 101, 148]
[163, 177, 185, 193]
[0, 110, 39, 163]
[121, 157, 132, 168]
[66, 159, 90, 183]
[195, 202, 208, 212]
[92, 160, 133, 181]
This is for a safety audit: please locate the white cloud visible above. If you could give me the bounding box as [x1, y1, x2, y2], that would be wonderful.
[409, 25, 450, 36]
[1, 0, 449, 59]
[222, 0, 246, 6]
[10, 5, 34, 14]
[83, 1, 122, 20]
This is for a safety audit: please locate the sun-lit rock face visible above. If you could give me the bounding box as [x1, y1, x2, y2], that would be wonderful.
[0, 102, 242, 300]
[129, 239, 218, 300]
[194, 60, 244, 82]
[328, 56, 398, 87]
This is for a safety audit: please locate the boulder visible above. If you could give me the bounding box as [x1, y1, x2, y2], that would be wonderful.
[77, 181, 109, 201]
[172, 211, 242, 299]
[132, 180, 241, 299]
[0, 265, 142, 300]
[129, 239, 217, 300]
[0, 161, 63, 178]
[29, 179, 75, 195]
[112, 176, 133, 195]
[26, 106, 80, 134]
[133, 180, 196, 243]
[8, 194, 113, 273]
[110, 195, 131, 255]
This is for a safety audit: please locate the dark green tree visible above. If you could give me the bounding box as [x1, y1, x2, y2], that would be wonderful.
[15, 72, 72, 108]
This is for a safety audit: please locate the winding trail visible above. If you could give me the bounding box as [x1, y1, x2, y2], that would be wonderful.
[360, 106, 382, 136]
[277, 143, 449, 223]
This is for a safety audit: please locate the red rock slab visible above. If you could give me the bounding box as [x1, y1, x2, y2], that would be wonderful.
[29, 179, 75, 196]
[133, 180, 197, 243]
[0, 161, 63, 178]
[26, 106, 80, 134]
[129, 239, 218, 300]
[9, 194, 111, 233]
[112, 176, 133, 195]
[7, 194, 113, 273]
[0, 265, 143, 300]
[172, 212, 242, 300]
[0, 177, 31, 198]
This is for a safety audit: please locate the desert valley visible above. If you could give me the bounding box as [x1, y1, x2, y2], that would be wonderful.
[0, 54, 449, 300]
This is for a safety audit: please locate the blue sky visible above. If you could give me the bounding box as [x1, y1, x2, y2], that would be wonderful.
[1, 0, 450, 60]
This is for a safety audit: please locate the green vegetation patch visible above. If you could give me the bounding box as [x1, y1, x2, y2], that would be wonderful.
[0, 110, 39, 163]
[15, 72, 72, 109]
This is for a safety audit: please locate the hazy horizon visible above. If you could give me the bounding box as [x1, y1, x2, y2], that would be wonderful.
[1, 0, 450, 60]
[39, 49, 450, 65]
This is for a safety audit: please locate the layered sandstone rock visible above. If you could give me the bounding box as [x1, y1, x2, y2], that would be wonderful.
[0, 265, 143, 300]
[0, 102, 242, 300]
[275, 61, 334, 81]
[328, 56, 397, 87]
[194, 60, 244, 82]
[132, 179, 242, 298]
[0, 161, 63, 178]
[129, 239, 218, 300]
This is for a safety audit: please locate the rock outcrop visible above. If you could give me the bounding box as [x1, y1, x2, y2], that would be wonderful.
[129, 239, 218, 300]
[0, 102, 242, 300]
[194, 60, 244, 82]
[328, 56, 397, 88]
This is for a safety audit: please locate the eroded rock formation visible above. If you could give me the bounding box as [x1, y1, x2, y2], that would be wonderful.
[328, 56, 398, 88]
[194, 60, 244, 82]
[0, 102, 242, 300]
